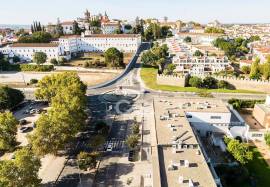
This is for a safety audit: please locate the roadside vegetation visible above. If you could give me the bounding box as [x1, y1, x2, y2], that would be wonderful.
[0, 86, 25, 110]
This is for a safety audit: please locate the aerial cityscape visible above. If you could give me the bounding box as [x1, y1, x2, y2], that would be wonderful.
[0, 1, 270, 187]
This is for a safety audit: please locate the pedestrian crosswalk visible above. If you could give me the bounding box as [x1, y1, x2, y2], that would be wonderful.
[104, 140, 126, 152]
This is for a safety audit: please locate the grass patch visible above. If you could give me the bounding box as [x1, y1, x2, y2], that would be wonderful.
[244, 146, 270, 187]
[140, 65, 263, 94]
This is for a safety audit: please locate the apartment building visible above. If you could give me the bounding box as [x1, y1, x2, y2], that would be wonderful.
[166, 38, 230, 75]
[0, 43, 65, 62]
[253, 95, 270, 129]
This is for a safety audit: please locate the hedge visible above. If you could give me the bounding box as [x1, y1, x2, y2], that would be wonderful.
[9, 64, 54, 72]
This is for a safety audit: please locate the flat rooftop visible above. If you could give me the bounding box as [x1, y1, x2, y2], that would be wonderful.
[154, 97, 221, 187]
[256, 104, 270, 114]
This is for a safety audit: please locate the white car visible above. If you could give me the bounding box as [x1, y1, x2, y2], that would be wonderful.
[106, 143, 113, 152]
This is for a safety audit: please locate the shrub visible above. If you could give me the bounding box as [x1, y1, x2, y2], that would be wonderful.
[50, 58, 58, 65]
[19, 64, 54, 72]
[202, 77, 218, 89]
[30, 79, 38, 85]
[189, 76, 202, 88]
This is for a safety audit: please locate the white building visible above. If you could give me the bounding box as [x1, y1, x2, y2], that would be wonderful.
[59, 34, 141, 54]
[173, 55, 230, 75]
[61, 21, 74, 35]
[101, 22, 120, 34]
[0, 43, 65, 62]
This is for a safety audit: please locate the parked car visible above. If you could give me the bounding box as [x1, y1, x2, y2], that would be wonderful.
[19, 119, 27, 126]
[106, 143, 113, 152]
[19, 127, 32, 133]
[29, 109, 36, 115]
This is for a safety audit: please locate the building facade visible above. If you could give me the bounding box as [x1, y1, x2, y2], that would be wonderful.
[59, 34, 141, 54]
[0, 43, 65, 62]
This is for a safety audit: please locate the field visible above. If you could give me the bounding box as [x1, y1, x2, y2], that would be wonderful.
[140, 65, 263, 94]
[67, 52, 134, 67]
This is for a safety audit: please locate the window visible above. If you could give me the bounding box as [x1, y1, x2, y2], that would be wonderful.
[210, 116, 221, 119]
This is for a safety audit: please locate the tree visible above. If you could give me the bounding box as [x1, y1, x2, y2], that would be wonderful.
[250, 58, 260, 79]
[189, 76, 202, 88]
[125, 135, 139, 149]
[193, 50, 204, 57]
[144, 23, 161, 41]
[0, 112, 18, 151]
[202, 77, 218, 89]
[73, 21, 84, 35]
[89, 135, 106, 149]
[104, 47, 124, 68]
[50, 58, 58, 65]
[13, 56, 20, 63]
[224, 137, 253, 165]
[205, 27, 225, 34]
[156, 58, 165, 72]
[77, 151, 100, 171]
[184, 36, 192, 43]
[217, 80, 230, 89]
[124, 24, 132, 30]
[18, 31, 52, 43]
[0, 86, 25, 110]
[241, 65, 251, 74]
[264, 133, 270, 147]
[35, 72, 86, 102]
[33, 52, 47, 64]
[164, 63, 176, 75]
[0, 148, 41, 187]
[132, 124, 140, 135]
[30, 79, 38, 85]
[31, 72, 87, 156]
[263, 59, 270, 80]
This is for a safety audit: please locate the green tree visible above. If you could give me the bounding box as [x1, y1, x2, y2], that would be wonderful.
[164, 63, 176, 75]
[250, 58, 260, 79]
[132, 124, 140, 135]
[89, 135, 106, 149]
[263, 58, 270, 80]
[224, 137, 253, 165]
[33, 52, 47, 65]
[217, 80, 230, 89]
[13, 56, 20, 63]
[50, 58, 58, 65]
[125, 135, 139, 149]
[35, 72, 86, 102]
[0, 148, 41, 187]
[202, 77, 218, 89]
[31, 72, 87, 156]
[193, 50, 204, 57]
[73, 21, 84, 35]
[184, 36, 192, 43]
[0, 112, 18, 151]
[205, 27, 225, 34]
[104, 47, 124, 68]
[77, 151, 100, 171]
[241, 65, 251, 74]
[189, 76, 202, 88]
[264, 133, 270, 147]
[18, 31, 52, 43]
[0, 86, 25, 110]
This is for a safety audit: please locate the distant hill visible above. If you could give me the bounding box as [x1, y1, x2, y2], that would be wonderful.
[0, 24, 31, 30]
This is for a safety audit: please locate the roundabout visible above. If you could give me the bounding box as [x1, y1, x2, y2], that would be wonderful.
[101, 87, 140, 103]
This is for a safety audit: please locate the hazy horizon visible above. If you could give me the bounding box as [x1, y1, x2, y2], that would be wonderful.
[1, 0, 270, 25]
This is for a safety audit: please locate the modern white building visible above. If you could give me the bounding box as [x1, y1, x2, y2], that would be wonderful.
[173, 55, 230, 75]
[166, 37, 230, 75]
[59, 34, 141, 54]
[0, 43, 65, 62]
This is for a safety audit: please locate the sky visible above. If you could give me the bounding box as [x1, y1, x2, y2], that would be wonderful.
[1, 0, 270, 25]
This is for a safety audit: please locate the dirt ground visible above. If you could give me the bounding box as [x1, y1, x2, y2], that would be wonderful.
[239, 109, 265, 130]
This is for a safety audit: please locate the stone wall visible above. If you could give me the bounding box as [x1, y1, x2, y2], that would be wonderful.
[156, 75, 186, 87]
[156, 74, 270, 93]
